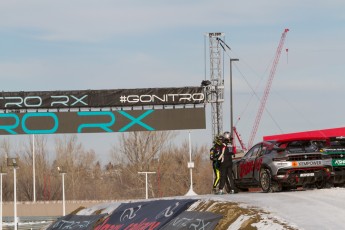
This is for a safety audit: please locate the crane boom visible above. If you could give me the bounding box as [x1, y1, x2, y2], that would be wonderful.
[247, 28, 289, 149]
[233, 126, 247, 151]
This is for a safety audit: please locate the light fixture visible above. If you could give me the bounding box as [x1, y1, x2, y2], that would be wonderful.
[7, 157, 18, 230]
[201, 80, 211, 87]
[57, 166, 67, 216]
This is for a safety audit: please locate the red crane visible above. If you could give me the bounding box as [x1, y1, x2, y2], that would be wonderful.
[233, 126, 247, 151]
[247, 28, 289, 149]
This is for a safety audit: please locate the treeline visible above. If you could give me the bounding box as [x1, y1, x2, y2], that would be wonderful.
[0, 132, 213, 201]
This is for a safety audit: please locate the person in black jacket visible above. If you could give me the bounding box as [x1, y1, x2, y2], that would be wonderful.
[217, 131, 238, 195]
[210, 135, 223, 194]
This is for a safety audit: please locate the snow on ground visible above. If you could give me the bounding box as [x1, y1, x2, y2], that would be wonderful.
[73, 187, 345, 229]
[191, 187, 345, 229]
[77, 202, 121, 215]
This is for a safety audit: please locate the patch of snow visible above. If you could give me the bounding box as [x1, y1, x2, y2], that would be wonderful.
[76, 202, 121, 215]
[251, 213, 301, 230]
[227, 215, 251, 230]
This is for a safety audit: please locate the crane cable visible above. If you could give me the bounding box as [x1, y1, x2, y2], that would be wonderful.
[222, 50, 284, 133]
[219, 31, 319, 139]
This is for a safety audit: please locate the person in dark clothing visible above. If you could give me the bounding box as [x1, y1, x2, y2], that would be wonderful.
[217, 131, 238, 195]
[210, 135, 223, 194]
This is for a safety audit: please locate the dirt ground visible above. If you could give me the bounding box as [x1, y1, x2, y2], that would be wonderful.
[189, 200, 298, 230]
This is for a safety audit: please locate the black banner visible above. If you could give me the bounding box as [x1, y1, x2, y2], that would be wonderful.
[161, 211, 222, 230]
[0, 87, 204, 109]
[94, 199, 197, 230]
[0, 107, 205, 135]
[47, 214, 106, 230]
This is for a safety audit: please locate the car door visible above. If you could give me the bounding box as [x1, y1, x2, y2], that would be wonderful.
[238, 143, 262, 181]
[253, 144, 267, 181]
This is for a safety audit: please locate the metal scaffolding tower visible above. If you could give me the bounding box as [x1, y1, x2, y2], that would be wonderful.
[206, 32, 225, 139]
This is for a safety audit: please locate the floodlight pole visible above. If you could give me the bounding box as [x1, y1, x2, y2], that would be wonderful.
[62, 172, 65, 216]
[138, 172, 156, 199]
[230, 58, 239, 139]
[185, 131, 197, 196]
[13, 166, 17, 230]
[7, 158, 18, 230]
[58, 167, 66, 216]
[0, 169, 6, 230]
[32, 134, 36, 203]
[0, 173, 2, 230]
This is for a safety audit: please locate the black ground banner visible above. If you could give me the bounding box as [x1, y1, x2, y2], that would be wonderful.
[46, 214, 106, 230]
[0, 87, 204, 109]
[161, 211, 223, 230]
[94, 199, 197, 230]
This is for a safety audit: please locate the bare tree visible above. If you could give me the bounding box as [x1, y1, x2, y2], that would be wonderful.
[17, 135, 50, 201]
[0, 137, 11, 158]
[0, 137, 22, 201]
[109, 131, 176, 198]
[0, 131, 212, 201]
[54, 135, 99, 200]
[108, 131, 214, 198]
[111, 131, 176, 170]
[152, 141, 211, 197]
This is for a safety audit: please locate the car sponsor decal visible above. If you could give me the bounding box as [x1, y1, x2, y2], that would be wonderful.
[292, 160, 322, 167]
[239, 158, 263, 178]
[275, 162, 290, 166]
[300, 173, 315, 177]
[323, 148, 345, 152]
[333, 159, 345, 166]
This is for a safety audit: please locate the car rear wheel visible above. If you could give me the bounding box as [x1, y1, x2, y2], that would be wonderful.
[260, 169, 272, 193]
[315, 179, 326, 189]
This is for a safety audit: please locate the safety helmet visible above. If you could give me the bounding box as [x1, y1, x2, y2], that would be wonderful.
[214, 135, 223, 145]
[223, 131, 233, 141]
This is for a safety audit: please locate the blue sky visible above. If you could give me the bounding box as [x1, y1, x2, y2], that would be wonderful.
[1, 1, 345, 163]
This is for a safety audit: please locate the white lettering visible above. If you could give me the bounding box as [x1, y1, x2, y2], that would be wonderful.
[140, 95, 153, 103]
[151, 94, 166, 102]
[167, 94, 179, 101]
[178, 93, 192, 102]
[70, 95, 88, 106]
[335, 160, 345, 165]
[24, 96, 42, 107]
[192, 93, 205, 101]
[127, 95, 139, 103]
[4, 97, 23, 107]
[51, 95, 69, 106]
[121, 93, 205, 104]
[298, 160, 322, 166]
